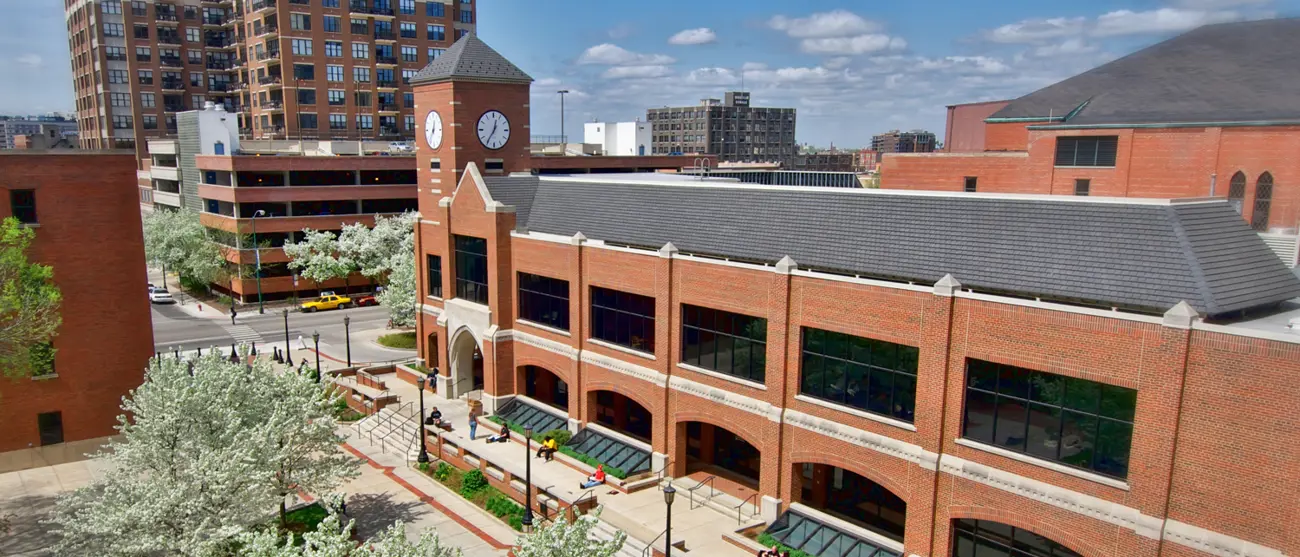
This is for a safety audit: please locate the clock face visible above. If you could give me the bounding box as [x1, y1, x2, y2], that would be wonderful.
[424, 110, 443, 150]
[476, 110, 510, 150]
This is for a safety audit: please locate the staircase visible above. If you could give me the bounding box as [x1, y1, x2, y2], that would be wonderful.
[591, 513, 652, 557]
[352, 403, 422, 461]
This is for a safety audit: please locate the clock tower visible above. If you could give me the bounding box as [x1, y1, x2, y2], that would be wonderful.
[410, 34, 533, 211]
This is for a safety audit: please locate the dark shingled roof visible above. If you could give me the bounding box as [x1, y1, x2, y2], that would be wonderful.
[989, 18, 1300, 126]
[410, 33, 532, 86]
[484, 176, 1300, 316]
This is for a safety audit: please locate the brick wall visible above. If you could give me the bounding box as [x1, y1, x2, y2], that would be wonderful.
[0, 153, 153, 454]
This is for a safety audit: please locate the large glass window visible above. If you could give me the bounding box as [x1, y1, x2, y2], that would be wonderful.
[800, 328, 918, 422]
[518, 272, 569, 331]
[952, 519, 1082, 557]
[681, 304, 766, 383]
[1053, 136, 1118, 167]
[590, 287, 655, 353]
[453, 235, 488, 304]
[962, 359, 1136, 479]
[426, 254, 442, 298]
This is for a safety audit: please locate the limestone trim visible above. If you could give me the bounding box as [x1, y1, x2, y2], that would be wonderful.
[586, 338, 656, 361]
[793, 394, 917, 432]
[677, 362, 768, 391]
[420, 303, 443, 317]
[1161, 518, 1286, 557]
[580, 348, 666, 387]
[507, 328, 579, 361]
[1193, 320, 1300, 345]
[669, 374, 782, 423]
[672, 252, 774, 273]
[515, 318, 572, 338]
[783, 407, 930, 467]
[939, 453, 1163, 540]
[789, 269, 933, 294]
[953, 438, 1130, 491]
[955, 290, 1166, 325]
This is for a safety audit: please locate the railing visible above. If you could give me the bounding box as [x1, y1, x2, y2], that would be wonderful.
[573, 488, 597, 513]
[208, 83, 233, 92]
[255, 24, 279, 36]
[376, 79, 397, 87]
[735, 493, 759, 525]
[375, 55, 397, 64]
[160, 57, 183, 67]
[261, 100, 284, 110]
[378, 103, 399, 111]
[257, 75, 282, 85]
[252, 0, 277, 11]
[373, 30, 395, 40]
[642, 529, 668, 557]
[379, 403, 418, 455]
[158, 34, 182, 45]
[156, 13, 179, 22]
[207, 39, 236, 48]
[207, 60, 234, 70]
[256, 50, 281, 61]
[161, 80, 185, 90]
[203, 16, 229, 26]
[688, 475, 715, 510]
[365, 400, 408, 445]
[655, 458, 673, 481]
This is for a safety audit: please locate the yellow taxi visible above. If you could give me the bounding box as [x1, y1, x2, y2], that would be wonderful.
[300, 294, 353, 313]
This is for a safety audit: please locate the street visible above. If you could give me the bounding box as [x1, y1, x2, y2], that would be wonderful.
[150, 301, 392, 356]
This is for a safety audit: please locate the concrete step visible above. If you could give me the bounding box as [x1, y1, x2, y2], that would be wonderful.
[593, 516, 649, 557]
[665, 477, 761, 525]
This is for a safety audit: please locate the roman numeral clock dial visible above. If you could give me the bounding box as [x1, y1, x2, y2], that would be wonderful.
[476, 110, 510, 150]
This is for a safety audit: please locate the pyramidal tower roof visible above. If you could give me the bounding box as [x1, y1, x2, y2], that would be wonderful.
[410, 33, 533, 86]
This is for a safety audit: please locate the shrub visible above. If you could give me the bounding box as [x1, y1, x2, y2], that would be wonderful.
[485, 493, 523, 518]
[542, 428, 572, 446]
[433, 462, 453, 482]
[507, 514, 523, 531]
[460, 469, 490, 499]
[556, 447, 628, 479]
[756, 532, 810, 557]
[416, 461, 430, 473]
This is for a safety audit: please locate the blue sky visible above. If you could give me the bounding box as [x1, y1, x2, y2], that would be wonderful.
[3, 0, 1296, 146]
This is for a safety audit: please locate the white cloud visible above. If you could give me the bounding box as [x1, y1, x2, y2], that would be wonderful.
[534, 77, 562, 87]
[799, 35, 907, 55]
[1030, 38, 1098, 58]
[603, 65, 673, 79]
[607, 23, 634, 39]
[768, 10, 880, 38]
[742, 62, 768, 71]
[1168, 0, 1268, 8]
[822, 57, 853, 70]
[1091, 8, 1240, 37]
[16, 54, 42, 68]
[982, 17, 1086, 44]
[668, 28, 717, 46]
[577, 44, 675, 66]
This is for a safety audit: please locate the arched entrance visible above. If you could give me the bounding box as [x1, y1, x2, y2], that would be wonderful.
[952, 519, 1083, 557]
[794, 462, 906, 542]
[448, 328, 484, 399]
[587, 390, 651, 442]
[523, 365, 568, 411]
[678, 421, 760, 493]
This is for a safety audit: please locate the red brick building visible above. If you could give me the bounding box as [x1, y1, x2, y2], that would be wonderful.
[882, 19, 1300, 246]
[942, 100, 1010, 153]
[0, 152, 153, 471]
[410, 35, 1300, 557]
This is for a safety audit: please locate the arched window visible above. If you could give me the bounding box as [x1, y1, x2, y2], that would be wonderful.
[953, 519, 1082, 557]
[1227, 171, 1246, 215]
[1252, 172, 1273, 231]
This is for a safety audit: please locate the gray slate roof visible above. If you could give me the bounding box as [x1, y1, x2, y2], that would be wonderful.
[484, 177, 1300, 316]
[410, 33, 532, 86]
[989, 18, 1300, 126]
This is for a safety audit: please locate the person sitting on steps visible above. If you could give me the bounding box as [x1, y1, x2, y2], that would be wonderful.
[536, 435, 558, 461]
[485, 428, 510, 444]
[579, 465, 606, 489]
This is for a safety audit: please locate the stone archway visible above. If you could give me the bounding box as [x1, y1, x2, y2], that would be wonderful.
[446, 327, 483, 400]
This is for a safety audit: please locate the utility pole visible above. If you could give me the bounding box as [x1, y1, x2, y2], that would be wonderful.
[557, 90, 569, 144]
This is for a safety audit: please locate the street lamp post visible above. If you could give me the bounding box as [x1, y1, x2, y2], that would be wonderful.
[557, 90, 569, 144]
[522, 425, 534, 532]
[663, 484, 677, 557]
[282, 308, 291, 364]
[312, 331, 321, 382]
[251, 209, 267, 314]
[416, 375, 429, 464]
[343, 315, 352, 367]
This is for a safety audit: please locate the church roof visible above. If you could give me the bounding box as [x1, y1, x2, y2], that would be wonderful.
[409, 33, 533, 86]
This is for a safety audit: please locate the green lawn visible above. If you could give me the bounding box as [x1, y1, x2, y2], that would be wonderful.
[376, 331, 417, 349]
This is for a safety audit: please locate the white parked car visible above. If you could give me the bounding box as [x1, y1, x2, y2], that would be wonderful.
[389, 141, 414, 153]
[149, 287, 175, 304]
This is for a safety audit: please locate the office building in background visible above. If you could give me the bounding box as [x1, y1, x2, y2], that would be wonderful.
[870, 129, 937, 161]
[647, 91, 797, 167]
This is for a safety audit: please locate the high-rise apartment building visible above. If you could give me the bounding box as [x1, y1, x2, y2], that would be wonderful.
[870, 129, 936, 161]
[65, 0, 475, 162]
[0, 116, 79, 149]
[646, 91, 797, 167]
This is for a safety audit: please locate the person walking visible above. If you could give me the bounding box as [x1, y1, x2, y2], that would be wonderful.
[468, 414, 478, 440]
[230, 307, 237, 325]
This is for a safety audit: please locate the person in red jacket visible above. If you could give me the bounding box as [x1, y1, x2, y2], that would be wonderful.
[579, 464, 606, 489]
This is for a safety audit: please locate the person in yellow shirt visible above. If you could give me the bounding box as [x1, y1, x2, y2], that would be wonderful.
[536, 435, 558, 461]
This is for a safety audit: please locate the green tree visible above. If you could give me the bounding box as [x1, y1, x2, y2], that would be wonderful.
[142, 209, 231, 294]
[0, 217, 62, 380]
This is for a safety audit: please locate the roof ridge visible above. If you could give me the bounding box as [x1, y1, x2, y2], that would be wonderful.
[409, 33, 532, 86]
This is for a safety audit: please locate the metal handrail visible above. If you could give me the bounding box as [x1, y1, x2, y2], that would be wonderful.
[735, 492, 759, 525]
[641, 528, 668, 557]
[655, 458, 673, 481]
[688, 475, 716, 509]
[573, 488, 597, 513]
[367, 400, 410, 445]
[380, 403, 419, 454]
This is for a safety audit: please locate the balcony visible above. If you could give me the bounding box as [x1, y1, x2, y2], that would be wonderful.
[251, 0, 277, 12]
[377, 102, 399, 112]
[206, 38, 237, 49]
[203, 16, 230, 27]
[157, 34, 182, 45]
[260, 100, 284, 111]
[207, 59, 235, 70]
[350, 2, 395, 16]
[375, 55, 397, 65]
[160, 56, 184, 68]
[257, 75, 283, 86]
[208, 82, 235, 93]
[289, 0, 310, 4]
[155, 13, 179, 23]
[255, 50, 281, 62]
[107, 52, 128, 62]
[163, 104, 187, 113]
[373, 30, 395, 41]
[376, 79, 397, 89]
[161, 79, 185, 91]
[254, 23, 279, 37]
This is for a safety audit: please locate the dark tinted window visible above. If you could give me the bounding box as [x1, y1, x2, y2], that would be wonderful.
[590, 286, 655, 353]
[1053, 136, 1118, 167]
[10, 190, 37, 224]
[964, 176, 977, 192]
[681, 304, 767, 383]
[426, 254, 442, 298]
[518, 272, 569, 331]
[453, 235, 488, 304]
[962, 359, 1136, 479]
[1074, 178, 1090, 196]
[800, 328, 918, 422]
[38, 411, 63, 446]
[952, 519, 1082, 557]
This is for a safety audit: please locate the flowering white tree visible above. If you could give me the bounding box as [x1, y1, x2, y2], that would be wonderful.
[375, 232, 417, 327]
[47, 353, 360, 555]
[241, 514, 462, 557]
[334, 213, 418, 327]
[142, 208, 230, 292]
[284, 229, 357, 295]
[512, 510, 626, 557]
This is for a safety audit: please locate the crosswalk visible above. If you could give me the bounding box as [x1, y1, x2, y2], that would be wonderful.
[220, 324, 265, 344]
